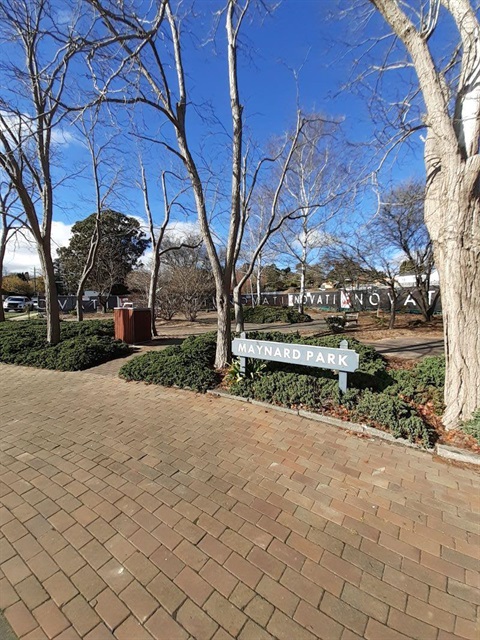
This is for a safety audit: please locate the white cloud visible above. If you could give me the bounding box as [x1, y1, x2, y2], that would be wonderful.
[0, 109, 79, 149]
[3, 221, 73, 275]
[3, 219, 200, 276]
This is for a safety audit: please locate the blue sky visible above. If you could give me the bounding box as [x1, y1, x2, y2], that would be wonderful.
[2, 0, 428, 273]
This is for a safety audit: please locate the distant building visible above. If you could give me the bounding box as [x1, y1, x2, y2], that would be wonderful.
[396, 269, 439, 287]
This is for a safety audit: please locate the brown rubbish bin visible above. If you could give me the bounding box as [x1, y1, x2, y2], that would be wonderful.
[114, 307, 152, 344]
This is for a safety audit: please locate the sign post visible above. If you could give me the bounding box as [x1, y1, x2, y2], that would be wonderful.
[232, 336, 359, 392]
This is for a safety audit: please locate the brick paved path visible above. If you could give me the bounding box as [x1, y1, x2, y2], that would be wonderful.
[0, 364, 479, 640]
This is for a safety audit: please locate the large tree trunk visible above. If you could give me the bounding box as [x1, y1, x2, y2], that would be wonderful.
[215, 285, 232, 369]
[38, 240, 60, 344]
[437, 240, 480, 428]
[0, 228, 6, 323]
[425, 164, 480, 429]
[148, 253, 160, 337]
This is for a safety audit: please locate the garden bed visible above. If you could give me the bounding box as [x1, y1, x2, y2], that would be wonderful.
[0, 319, 131, 371]
[116, 329, 480, 450]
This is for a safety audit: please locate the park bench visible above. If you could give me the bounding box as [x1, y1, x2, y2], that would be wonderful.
[344, 311, 359, 326]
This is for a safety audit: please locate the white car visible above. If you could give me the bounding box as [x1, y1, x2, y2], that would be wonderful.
[3, 296, 32, 312]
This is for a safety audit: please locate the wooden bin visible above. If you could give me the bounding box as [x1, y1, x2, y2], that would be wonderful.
[114, 307, 151, 344]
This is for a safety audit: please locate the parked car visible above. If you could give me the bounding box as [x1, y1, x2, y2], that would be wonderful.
[3, 296, 31, 312]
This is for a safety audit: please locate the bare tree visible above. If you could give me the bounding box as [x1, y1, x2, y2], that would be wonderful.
[74, 112, 120, 321]
[0, 178, 26, 322]
[239, 189, 277, 305]
[359, 0, 480, 427]
[273, 118, 347, 314]
[377, 180, 438, 322]
[139, 164, 201, 336]
[0, 0, 90, 342]
[328, 230, 403, 329]
[86, 0, 318, 366]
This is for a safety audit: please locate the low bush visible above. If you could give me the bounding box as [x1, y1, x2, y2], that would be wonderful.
[241, 305, 312, 324]
[119, 332, 218, 392]
[354, 390, 434, 445]
[388, 355, 445, 413]
[230, 371, 342, 409]
[229, 330, 434, 446]
[325, 315, 346, 333]
[0, 319, 128, 371]
[461, 409, 480, 443]
[245, 331, 387, 378]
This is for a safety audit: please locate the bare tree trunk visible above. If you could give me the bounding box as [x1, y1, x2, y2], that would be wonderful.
[369, 0, 480, 429]
[298, 261, 306, 314]
[148, 255, 160, 337]
[233, 284, 244, 333]
[388, 286, 397, 329]
[427, 179, 480, 428]
[256, 260, 261, 305]
[38, 240, 60, 343]
[215, 285, 232, 368]
[0, 227, 6, 323]
[76, 224, 101, 322]
[76, 293, 84, 322]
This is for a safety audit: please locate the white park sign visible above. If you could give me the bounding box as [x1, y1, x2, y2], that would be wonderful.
[232, 335, 360, 392]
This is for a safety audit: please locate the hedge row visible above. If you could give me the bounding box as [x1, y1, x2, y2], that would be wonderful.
[119, 333, 218, 392]
[241, 305, 312, 324]
[120, 330, 440, 446]
[0, 319, 129, 371]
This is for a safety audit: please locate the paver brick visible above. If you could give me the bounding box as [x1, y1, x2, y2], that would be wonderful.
[224, 552, 262, 589]
[2, 364, 480, 640]
[294, 600, 344, 640]
[62, 594, 101, 636]
[147, 569, 187, 613]
[387, 608, 438, 640]
[43, 571, 78, 606]
[145, 607, 189, 640]
[256, 574, 299, 616]
[175, 566, 214, 606]
[94, 587, 129, 631]
[201, 559, 239, 597]
[2, 555, 31, 585]
[320, 592, 368, 636]
[267, 609, 316, 640]
[204, 591, 247, 636]
[0, 577, 20, 609]
[97, 558, 134, 593]
[118, 579, 157, 622]
[280, 567, 322, 606]
[175, 599, 218, 640]
[247, 546, 285, 580]
[33, 599, 70, 638]
[229, 581, 255, 609]
[5, 601, 38, 637]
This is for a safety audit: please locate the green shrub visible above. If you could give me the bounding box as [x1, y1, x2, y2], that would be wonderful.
[228, 330, 435, 445]
[226, 357, 267, 384]
[230, 371, 340, 409]
[354, 390, 434, 445]
[0, 320, 128, 371]
[414, 355, 445, 388]
[246, 331, 387, 378]
[388, 355, 445, 414]
[461, 409, 480, 443]
[241, 305, 312, 324]
[119, 332, 218, 392]
[325, 315, 346, 333]
[17, 336, 130, 371]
